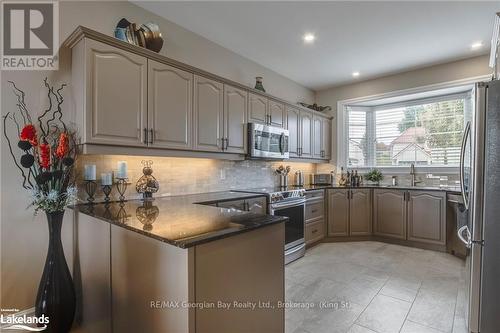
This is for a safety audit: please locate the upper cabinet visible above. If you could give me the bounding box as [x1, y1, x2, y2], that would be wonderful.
[248, 93, 268, 124]
[67, 28, 332, 160]
[77, 39, 148, 147]
[268, 100, 285, 128]
[223, 85, 247, 154]
[194, 75, 224, 152]
[313, 115, 331, 160]
[299, 111, 313, 158]
[286, 106, 300, 157]
[148, 60, 193, 150]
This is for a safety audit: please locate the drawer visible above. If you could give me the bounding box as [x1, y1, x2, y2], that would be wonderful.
[305, 190, 324, 201]
[305, 220, 325, 244]
[305, 200, 324, 221]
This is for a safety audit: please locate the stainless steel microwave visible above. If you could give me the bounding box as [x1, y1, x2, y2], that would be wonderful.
[248, 123, 289, 159]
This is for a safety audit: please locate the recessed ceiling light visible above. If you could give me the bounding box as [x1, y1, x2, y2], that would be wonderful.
[352, 72, 360, 77]
[303, 33, 315, 43]
[471, 41, 483, 50]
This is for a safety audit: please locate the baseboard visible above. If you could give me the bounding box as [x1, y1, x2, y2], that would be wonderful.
[312, 236, 447, 252]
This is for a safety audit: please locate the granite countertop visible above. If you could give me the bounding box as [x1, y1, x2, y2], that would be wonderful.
[72, 191, 285, 249]
[299, 184, 461, 194]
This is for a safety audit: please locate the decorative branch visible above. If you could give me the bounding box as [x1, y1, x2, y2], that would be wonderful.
[37, 78, 54, 137]
[8, 81, 31, 124]
[55, 84, 67, 131]
[3, 113, 31, 190]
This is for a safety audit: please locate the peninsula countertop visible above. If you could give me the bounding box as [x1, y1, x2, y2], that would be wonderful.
[72, 191, 286, 249]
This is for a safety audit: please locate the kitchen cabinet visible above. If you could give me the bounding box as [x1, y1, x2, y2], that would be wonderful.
[350, 189, 372, 235]
[223, 85, 247, 154]
[327, 189, 371, 237]
[286, 107, 315, 159]
[68, 27, 332, 159]
[268, 99, 285, 128]
[194, 75, 224, 152]
[286, 106, 300, 157]
[327, 189, 350, 236]
[248, 93, 268, 124]
[299, 111, 313, 158]
[313, 116, 331, 159]
[373, 189, 407, 239]
[76, 39, 147, 147]
[148, 60, 193, 150]
[305, 220, 325, 245]
[305, 190, 325, 245]
[407, 190, 446, 245]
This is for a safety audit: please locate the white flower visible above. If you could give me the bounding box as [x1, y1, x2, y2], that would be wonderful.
[47, 190, 59, 202]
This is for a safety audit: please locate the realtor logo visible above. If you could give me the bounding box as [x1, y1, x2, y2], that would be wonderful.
[1, 1, 59, 70]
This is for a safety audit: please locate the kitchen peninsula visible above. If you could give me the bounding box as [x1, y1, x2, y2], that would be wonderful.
[72, 191, 286, 333]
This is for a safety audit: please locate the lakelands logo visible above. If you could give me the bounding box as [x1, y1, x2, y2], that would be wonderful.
[0, 314, 49, 331]
[1, 1, 59, 70]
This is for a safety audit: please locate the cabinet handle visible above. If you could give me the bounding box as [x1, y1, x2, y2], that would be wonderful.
[269, 114, 272, 124]
[312, 229, 318, 234]
[407, 191, 410, 201]
[143, 128, 148, 145]
[149, 129, 154, 145]
[224, 138, 229, 150]
[346, 190, 349, 199]
[311, 209, 317, 213]
[403, 192, 407, 201]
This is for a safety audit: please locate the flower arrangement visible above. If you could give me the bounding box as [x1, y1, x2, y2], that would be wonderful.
[365, 169, 383, 184]
[3, 79, 79, 214]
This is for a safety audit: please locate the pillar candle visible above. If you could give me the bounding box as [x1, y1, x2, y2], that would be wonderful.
[117, 161, 128, 179]
[101, 173, 112, 186]
[84, 164, 96, 181]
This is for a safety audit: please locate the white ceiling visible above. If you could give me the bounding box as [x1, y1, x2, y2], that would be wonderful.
[134, 1, 499, 91]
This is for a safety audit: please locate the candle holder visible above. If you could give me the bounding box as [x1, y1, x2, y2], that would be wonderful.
[115, 178, 129, 202]
[84, 180, 97, 204]
[115, 202, 130, 224]
[101, 185, 112, 203]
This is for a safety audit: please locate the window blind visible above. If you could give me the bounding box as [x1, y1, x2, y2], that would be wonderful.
[346, 93, 469, 168]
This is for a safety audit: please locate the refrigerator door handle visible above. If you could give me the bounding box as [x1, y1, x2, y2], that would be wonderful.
[459, 121, 471, 210]
[457, 225, 472, 248]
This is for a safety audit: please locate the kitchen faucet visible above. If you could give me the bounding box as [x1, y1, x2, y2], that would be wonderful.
[410, 163, 422, 186]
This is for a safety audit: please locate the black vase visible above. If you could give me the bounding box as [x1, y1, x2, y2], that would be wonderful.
[35, 211, 76, 333]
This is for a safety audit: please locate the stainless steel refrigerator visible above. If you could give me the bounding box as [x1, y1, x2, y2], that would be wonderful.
[458, 80, 500, 333]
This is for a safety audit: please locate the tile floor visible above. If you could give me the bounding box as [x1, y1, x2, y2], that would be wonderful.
[285, 241, 467, 333]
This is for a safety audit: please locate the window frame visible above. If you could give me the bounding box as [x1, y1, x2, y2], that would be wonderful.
[336, 76, 489, 174]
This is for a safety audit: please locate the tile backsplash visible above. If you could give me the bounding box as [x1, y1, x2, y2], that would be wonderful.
[76, 155, 325, 201]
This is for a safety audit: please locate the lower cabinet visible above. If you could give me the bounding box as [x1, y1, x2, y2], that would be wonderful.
[407, 190, 446, 245]
[305, 220, 325, 245]
[327, 189, 372, 237]
[373, 189, 407, 239]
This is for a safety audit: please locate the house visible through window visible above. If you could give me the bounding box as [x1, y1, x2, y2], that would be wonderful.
[346, 89, 471, 168]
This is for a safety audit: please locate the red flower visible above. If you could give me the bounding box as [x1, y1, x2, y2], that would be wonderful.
[20, 124, 38, 147]
[39, 143, 51, 169]
[56, 132, 69, 159]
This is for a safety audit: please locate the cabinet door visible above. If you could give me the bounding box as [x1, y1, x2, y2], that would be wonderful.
[268, 100, 285, 128]
[194, 75, 224, 152]
[312, 116, 323, 159]
[327, 189, 349, 236]
[85, 39, 147, 146]
[248, 93, 268, 124]
[299, 111, 313, 158]
[407, 191, 446, 245]
[350, 189, 372, 235]
[322, 118, 332, 159]
[224, 85, 247, 154]
[373, 189, 406, 239]
[286, 106, 301, 157]
[148, 60, 193, 150]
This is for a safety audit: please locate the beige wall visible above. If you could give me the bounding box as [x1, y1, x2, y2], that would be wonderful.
[315, 55, 492, 167]
[0, 1, 313, 310]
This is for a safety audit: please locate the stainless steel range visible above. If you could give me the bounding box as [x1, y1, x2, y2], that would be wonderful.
[234, 187, 306, 264]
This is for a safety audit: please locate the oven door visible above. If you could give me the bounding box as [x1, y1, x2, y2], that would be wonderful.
[248, 123, 289, 159]
[270, 199, 305, 250]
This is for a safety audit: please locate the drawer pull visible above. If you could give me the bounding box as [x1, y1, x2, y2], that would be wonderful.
[312, 229, 318, 233]
[311, 209, 318, 213]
